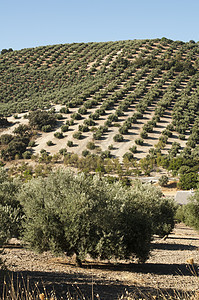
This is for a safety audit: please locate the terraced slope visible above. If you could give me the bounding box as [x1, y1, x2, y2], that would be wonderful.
[1, 38, 199, 162]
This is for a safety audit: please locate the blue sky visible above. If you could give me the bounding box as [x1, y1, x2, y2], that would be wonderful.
[1, 0, 199, 50]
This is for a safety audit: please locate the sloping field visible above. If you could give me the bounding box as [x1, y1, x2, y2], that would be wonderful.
[0, 38, 199, 161]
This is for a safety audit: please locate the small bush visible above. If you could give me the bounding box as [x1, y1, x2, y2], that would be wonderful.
[60, 107, 70, 114]
[123, 152, 134, 161]
[42, 124, 52, 132]
[54, 132, 64, 139]
[67, 140, 74, 147]
[113, 134, 124, 142]
[0, 134, 13, 145]
[59, 148, 67, 156]
[86, 141, 95, 150]
[61, 125, 69, 132]
[158, 175, 169, 187]
[22, 151, 32, 159]
[135, 138, 144, 146]
[56, 113, 64, 120]
[73, 131, 82, 139]
[129, 145, 137, 153]
[28, 140, 36, 147]
[71, 112, 82, 120]
[82, 149, 90, 157]
[46, 140, 54, 146]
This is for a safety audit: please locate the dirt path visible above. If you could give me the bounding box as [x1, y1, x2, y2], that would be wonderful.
[1, 223, 199, 299]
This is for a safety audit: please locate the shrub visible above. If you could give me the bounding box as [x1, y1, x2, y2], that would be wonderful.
[119, 126, 128, 135]
[123, 152, 134, 161]
[0, 168, 22, 246]
[71, 112, 82, 120]
[60, 107, 69, 114]
[100, 150, 111, 159]
[78, 125, 89, 132]
[67, 140, 74, 147]
[78, 107, 87, 115]
[129, 145, 137, 153]
[14, 124, 30, 136]
[84, 119, 96, 126]
[140, 131, 148, 139]
[28, 140, 36, 147]
[22, 151, 32, 159]
[61, 125, 69, 132]
[93, 131, 103, 140]
[113, 134, 124, 142]
[59, 148, 67, 156]
[54, 132, 64, 139]
[135, 138, 144, 146]
[73, 131, 82, 139]
[46, 140, 54, 146]
[28, 110, 56, 130]
[108, 144, 114, 150]
[42, 124, 52, 132]
[86, 141, 95, 150]
[0, 117, 10, 128]
[82, 150, 90, 157]
[18, 171, 176, 264]
[158, 175, 169, 187]
[56, 113, 64, 120]
[179, 134, 185, 140]
[183, 190, 199, 231]
[3, 139, 27, 160]
[0, 134, 13, 145]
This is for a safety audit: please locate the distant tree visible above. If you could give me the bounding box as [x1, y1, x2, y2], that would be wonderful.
[28, 110, 56, 131]
[0, 117, 10, 128]
[113, 134, 124, 142]
[159, 175, 169, 187]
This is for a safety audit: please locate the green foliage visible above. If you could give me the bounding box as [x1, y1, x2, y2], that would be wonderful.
[67, 140, 74, 147]
[28, 140, 36, 147]
[123, 152, 134, 161]
[135, 138, 144, 146]
[158, 175, 169, 187]
[86, 141, 95, 150]
[0, 168, 23, 246]
[113, 134, 124, 142]
[129, 145, 137, 153]
[0, 134, 13, 145]
[0, 117, 11, 128]
[60, 107, 69, 114]
[61, 125, 69, 132]
[73, 131, 82, 139]
[182, 190, 199, 231]
[178, 172, 199, 190]
[82, 149, 90, 157]
[18, 170, 176, 263]
[46, 140, 54, 146]
[1, 135, 30, 160]
[54, 132, 64, 139]
[71, 112, 82, 120]
[22, 151, 32, 159]
[28, 110, 56, 131]
[13, 124, 30, 136]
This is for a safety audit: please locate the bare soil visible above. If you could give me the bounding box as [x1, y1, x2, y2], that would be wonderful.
[1, 223, 199, 299]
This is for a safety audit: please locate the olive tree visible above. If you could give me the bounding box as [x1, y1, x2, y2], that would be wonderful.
[18, 170, 176, 264]
[0, 168, 22, 246]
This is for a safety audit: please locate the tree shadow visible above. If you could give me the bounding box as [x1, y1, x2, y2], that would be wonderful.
[169, 236, 199, 241]
[152, 242, 198, 251]
[81, 261, 197, 277]
[0, 268, 196, 300]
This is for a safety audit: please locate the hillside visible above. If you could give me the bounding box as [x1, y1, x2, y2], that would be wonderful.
[0, 38, 199, 183]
